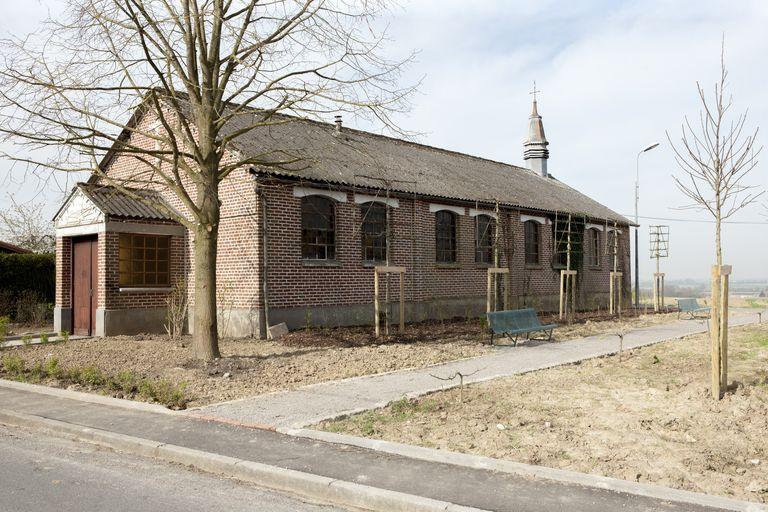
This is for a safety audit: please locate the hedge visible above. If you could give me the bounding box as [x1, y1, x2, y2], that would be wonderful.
[0, 253, 55, 318]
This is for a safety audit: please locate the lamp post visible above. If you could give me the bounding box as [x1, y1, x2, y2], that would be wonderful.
[635, 142, 660, 309]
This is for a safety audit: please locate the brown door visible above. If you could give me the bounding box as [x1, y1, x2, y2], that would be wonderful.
[72, 236, 98, 336]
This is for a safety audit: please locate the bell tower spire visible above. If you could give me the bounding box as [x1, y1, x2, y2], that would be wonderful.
[523, 82, 550, 178]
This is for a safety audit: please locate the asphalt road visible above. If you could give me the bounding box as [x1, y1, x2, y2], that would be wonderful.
[0, 424, 345, 512]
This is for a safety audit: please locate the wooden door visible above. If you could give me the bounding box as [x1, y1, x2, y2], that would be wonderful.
[72, 236, 98, 336]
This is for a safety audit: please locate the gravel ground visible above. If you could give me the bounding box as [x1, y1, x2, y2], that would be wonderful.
[320, 323, 768, 503]
[0, 311, 681, 408]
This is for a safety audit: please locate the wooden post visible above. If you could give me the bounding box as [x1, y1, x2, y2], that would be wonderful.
[373, 266, 406, 337]
[710, 265, 721, 400]
[503, 272, 511, 310]
[374, 270, 380, 337]
[487, 271, 493, 314]
[719, 265, 731, 391]
[487, 268, 510, 313]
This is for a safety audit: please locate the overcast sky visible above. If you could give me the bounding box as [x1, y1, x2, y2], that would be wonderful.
[1, 0, 767, 281]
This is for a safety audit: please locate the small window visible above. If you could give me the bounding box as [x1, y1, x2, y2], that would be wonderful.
[524, 220, 540, 265]
[119, 234, 170, 287]
[587, 228, 601, 266]
[301, 196, 336, 260]
[475, 214, 495, 264]
[435, 210, 457, 263]
[361, 202, 387, 262]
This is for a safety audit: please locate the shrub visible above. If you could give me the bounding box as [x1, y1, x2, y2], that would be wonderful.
[59, 331, 70, 342]
[138, 379, 188, 409]
[0, 253, 55, 321]
[44, 358, 60, 378]
[108, 370, 138, 394]
[2, 354, 25, 376]
[78, 366, 105, 387]
[0, 316, 9, 340]
[15, 290, 48, 326]
[21, 335, 32, 347]
[0, 290, 13, 318]
[39, 332, 49, 344]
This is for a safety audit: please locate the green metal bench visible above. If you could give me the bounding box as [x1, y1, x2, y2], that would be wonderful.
[486, 308, 558, 346]
[677, 298, 711, 319]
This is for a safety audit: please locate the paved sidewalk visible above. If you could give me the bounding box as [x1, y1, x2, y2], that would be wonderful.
[0, 386, 745, 512]
[192, 312, 762, 429]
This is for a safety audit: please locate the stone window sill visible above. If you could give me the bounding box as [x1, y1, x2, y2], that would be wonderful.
[119, 287, 173, 293]
[362, 261, 387, 268]
[302, 259, 342, 267]
[435, 263, 461, 269]
[525, 264, 543, 270]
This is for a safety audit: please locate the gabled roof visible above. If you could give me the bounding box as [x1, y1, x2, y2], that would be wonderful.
[54, 183, 177, 222]
[221, 110, 631, 225]
[0, 240, 31, 254]
[97, 92, 631, 225]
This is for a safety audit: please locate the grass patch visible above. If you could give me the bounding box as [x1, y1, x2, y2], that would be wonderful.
[0, 354, 189, 409]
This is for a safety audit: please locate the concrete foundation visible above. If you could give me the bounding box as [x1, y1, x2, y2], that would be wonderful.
[82, 291, 621, 339]
[53, 307, 72, 335]
[96, 307, 168, 337]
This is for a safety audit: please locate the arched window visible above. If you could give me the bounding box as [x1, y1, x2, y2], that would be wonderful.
[587, 228, 601, 266]
[475, 214, 495, 264]
[301, 196, 335, 260]
[435, 210, 457, 263]
[361, 201, 387, 262]
[524, 220, 540, 265]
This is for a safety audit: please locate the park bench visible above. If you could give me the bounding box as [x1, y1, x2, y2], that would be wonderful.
[677, 298, 711, 319]
[486, 308, 558, 346]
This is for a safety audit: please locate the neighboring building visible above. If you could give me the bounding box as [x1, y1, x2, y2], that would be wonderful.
[0, 240, 32, 254]
[53, 96, 632, 337]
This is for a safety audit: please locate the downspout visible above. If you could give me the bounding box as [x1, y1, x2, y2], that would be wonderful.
[250, 168, 270, 337]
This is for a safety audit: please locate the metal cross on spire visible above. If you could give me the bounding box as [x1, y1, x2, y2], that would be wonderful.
[529, 81, 541, 102]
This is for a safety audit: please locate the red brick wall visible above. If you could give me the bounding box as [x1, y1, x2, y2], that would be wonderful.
[83, 105, 632, 321]
[260, 183, 632, 312]
[55, 237, 72, 309]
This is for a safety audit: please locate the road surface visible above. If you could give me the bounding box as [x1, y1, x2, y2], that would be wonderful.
[0, 424, 344, 512]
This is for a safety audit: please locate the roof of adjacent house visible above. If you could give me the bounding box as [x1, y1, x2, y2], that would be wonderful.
[222, 110, 631, 225]
[0, 240, 32, 253]
[55, 183, 177, 222]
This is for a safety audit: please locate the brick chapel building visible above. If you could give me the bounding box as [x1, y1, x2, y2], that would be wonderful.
[53, 96, 632, 338]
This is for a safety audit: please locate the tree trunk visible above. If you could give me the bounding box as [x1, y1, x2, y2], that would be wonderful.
[193, 223, 221, 360]
[710, 204, 723, 399]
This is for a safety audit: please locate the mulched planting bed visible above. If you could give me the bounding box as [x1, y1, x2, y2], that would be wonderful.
[0, 311, 682, 409]
[320, 323, 768, 503]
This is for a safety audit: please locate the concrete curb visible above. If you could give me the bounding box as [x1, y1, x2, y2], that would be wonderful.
[0, 409, 488, 512]
[285, 429, 767, 512]
[0, 379, 175, 415]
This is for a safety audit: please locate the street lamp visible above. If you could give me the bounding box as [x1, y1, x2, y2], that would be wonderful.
[635, 142, 660, 308]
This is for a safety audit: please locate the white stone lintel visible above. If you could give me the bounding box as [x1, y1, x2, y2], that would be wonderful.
[429, 203, 465, 216]
[354, 193, 399, 208]
[293, 186, 347, 203]
[520, 214, 547, 225]
[469, 208, 497, 219]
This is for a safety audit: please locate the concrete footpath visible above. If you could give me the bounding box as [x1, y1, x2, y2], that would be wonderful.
[0, 385, 761, 512]
[192, 312, 761, 429]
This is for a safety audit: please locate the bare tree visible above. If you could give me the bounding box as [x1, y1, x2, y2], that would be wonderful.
[0, 0, 415, 359]
[0, 198, 55, 253]
[667, 41, 762, 398]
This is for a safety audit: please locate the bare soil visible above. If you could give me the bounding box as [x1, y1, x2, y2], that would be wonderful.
[320, 323, 768, 503]
[0, 311, 681, 408]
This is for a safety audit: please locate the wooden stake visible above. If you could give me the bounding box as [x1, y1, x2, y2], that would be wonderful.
[710, 265, 721, 400]
[719, 265, 731, 391]
[374, 270, 380, 337]
[399, 272, 405, 333]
